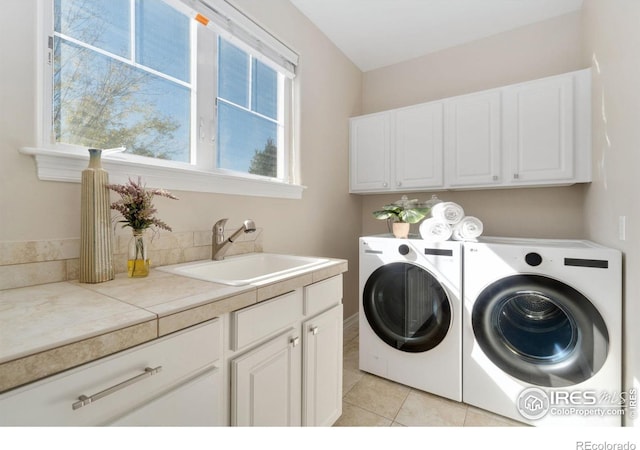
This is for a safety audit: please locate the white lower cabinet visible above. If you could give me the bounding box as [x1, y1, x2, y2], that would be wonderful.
[228, 275, 344, 427]
[231, 328, 302, 426]
[0, 319, 223, 426]
[0, 276, 344, 427]
[302, 304, 343, 426]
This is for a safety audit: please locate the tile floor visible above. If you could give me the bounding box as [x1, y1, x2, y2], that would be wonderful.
[334, 321, 524, 427]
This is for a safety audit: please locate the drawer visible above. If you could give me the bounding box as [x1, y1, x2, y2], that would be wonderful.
[303, 275, 343, 317]
[109, 365, 223, 426]
[231, 289, 303, 351]
[0, 319, 221, 426]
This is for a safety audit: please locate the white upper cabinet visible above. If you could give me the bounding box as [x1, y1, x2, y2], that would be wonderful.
[395, 102, 444, 190]
[444, 90, 502, 187]
[503, 69, 591, 185]
[349, 102, 444, 193]
[349, 111, 391, 192]
[349, 68, 591, 193]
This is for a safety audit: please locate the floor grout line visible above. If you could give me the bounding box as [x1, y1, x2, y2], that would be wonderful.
[340, 325, 522, 427]
[390, 387, 413, 426]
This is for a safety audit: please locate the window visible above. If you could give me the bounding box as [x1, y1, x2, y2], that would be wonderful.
[30, 0, 302, 198]
[53, 0, 192, 161]
[217, 38, 283, 178]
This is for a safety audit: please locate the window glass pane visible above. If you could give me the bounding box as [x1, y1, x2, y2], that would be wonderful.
[252, 59, 277, 119]
[218, 39, 249, 107]
[217, 102, 277, 177]
[55, 0, 130, 58]
[54, 39, 190, 161]
[135, 0, 190, 82]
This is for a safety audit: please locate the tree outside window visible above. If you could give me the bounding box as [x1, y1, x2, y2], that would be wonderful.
[51, 0, 289, 182]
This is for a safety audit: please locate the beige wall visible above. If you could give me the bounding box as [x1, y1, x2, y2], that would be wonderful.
[362, 185, 587, 238]
[582, 0, 640, 427]
[0, 0, 363, 319]
[359, 11, 588, 240]
[362, 12, 584, 113]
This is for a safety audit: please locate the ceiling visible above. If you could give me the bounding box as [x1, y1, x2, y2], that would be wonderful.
[289, 0, 584, 72]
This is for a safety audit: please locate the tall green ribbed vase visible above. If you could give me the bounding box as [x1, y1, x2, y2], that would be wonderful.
[79, 149, 114, 283]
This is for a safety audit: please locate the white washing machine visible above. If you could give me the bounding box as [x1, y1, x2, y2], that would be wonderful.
[359, 235, 462, 401]
[463, 237, 622, 426]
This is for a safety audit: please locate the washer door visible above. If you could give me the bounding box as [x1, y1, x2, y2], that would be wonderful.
[363, 262, 452, 353]
[472, 274, 609, 387]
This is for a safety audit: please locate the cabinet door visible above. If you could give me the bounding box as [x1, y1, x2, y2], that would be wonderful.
[303, 304, 343, 427]
[445, 91, 501, 187]
[394, 102, 444, 190]
[349, 112, 391, 192]
[109, 365, 223, 426]
[231, 328, 302, 426]
[503, 74, 574, 183]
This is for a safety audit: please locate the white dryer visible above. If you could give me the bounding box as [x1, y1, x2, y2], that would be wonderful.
[463, 237, 622, 426]
[359, 235, 462, 402]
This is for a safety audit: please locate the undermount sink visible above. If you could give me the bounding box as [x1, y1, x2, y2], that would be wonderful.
[158, 253, 331, 286]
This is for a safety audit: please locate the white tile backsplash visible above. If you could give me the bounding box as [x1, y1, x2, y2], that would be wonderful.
[0, 228, 263, 290]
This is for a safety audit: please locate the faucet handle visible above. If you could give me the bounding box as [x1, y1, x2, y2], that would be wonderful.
[213, 218, 228, 233]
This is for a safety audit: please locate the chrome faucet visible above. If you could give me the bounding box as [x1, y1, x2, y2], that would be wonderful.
[212, 218, 256, 260]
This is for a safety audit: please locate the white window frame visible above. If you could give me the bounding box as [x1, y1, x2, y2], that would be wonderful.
[21, 0, 304, 199]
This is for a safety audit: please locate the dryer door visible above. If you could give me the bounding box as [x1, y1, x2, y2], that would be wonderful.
[472, 274, 609, 387]
[363, 262, 452, 353]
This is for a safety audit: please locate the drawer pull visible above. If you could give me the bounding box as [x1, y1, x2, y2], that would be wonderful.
[72, 366, 162, 411]
[290, 336, 300, 347]
[310, 326, 319, 335]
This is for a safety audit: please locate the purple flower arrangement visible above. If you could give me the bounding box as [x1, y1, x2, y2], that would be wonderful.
[106, 177, 178, 232]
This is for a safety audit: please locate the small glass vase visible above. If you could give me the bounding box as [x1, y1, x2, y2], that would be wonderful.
[128, 230, 150, 278]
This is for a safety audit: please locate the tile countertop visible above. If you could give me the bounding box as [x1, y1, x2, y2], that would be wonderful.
[0, 257, 347, 394]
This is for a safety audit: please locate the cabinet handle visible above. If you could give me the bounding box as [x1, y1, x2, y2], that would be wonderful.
[513, 173, 520, 179]
[290, 336, 300, 347]
[382, 182, 388, 188]
[72, 366, 162, 411]
[396, 181, 402, 187]
[310, 326, 319, 335]
[492, 175, 498, 181]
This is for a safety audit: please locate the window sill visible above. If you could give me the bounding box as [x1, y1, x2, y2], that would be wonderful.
[19, 147, 305, 199]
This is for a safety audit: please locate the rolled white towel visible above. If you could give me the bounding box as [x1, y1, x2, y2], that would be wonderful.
[452, 216, 484, 241]
[419, 218, 453, 242]
[431, 202, 465, 225]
